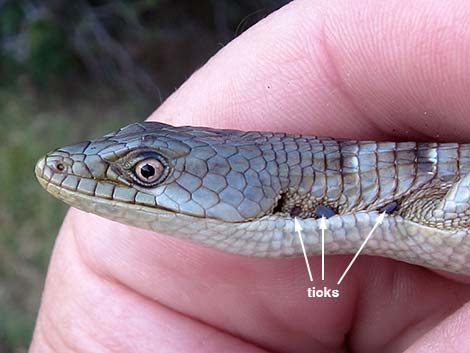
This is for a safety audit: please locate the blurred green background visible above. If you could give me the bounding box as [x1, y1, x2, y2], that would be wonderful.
[0, 0, 289, 351]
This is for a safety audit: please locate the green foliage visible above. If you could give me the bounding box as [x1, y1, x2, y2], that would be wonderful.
[0, 86, 149, 352]
[0, 2, 23, 35]
[26, 14, 76, 81]
[0, 306, 34, 352]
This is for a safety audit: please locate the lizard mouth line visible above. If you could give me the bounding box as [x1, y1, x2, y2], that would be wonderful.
[36, 173, 397, 227]
[35, 172, 179, 216]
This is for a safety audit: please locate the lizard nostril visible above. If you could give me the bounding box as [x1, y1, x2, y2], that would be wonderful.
[55, 162, 65, 172]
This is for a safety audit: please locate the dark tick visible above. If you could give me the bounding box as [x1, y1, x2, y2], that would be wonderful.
[379, 201, 398, 214]
[290, 206, 302, 217]
[315, 204, 336, 218]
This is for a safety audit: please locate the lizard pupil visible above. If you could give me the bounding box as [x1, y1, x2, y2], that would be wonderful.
[140, 164, 155, 179]
[134, 158, 164, 184]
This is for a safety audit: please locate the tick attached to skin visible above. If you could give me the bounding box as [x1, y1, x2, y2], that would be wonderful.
[290, 206, 302, 217]
[315, 204, 336, 219]
[379, 201, 398, 214]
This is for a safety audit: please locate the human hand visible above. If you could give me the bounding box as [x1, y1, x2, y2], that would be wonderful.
[30, 1, 470, 352]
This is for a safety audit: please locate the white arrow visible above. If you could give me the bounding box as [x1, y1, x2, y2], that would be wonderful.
[294, 217, 313, 282]
[319, 216, 328, 281]
[337, 212, 386, 285]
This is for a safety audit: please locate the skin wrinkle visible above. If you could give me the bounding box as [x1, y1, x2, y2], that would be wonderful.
[411, 310, 458, 348]
[340, 258, 365, 351]
[37, 316, 59, 353]
[316, 24, 380, 138]
[62, 239, 121, 353]
[380, 271, 455, 353]
[351, 262, 469, 352]
[36, 271, 85, 353]
[404, 302, 470, 352]
[301, 2, 394, 138]
[352, 263, 405, 350]
[38, 257, 78, 353]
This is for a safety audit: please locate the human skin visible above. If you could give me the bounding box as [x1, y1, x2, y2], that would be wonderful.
[29, 0, 470, 352]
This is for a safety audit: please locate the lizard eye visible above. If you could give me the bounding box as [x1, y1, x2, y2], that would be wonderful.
[134, 158, 164, 184]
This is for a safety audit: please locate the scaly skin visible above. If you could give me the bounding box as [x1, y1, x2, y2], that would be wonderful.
[35, 122, 470, 274]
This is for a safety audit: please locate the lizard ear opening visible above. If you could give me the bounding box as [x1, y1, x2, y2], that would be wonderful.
[272, 193, 287, 214]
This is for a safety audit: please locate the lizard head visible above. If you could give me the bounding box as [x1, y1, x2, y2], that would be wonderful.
[35, 122, 282, 226]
